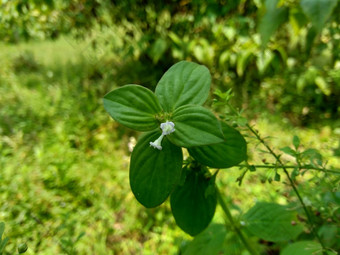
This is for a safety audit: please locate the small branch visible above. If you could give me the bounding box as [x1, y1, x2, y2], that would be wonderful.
[223, 101, 330, 252]
[236, 168, 249, 186]
[246, 124, 327, 253]
[238, 164, 340, 175]
[216, 188, 259, 255]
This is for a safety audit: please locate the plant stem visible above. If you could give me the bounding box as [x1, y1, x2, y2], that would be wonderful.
[224, 102, 327, 252]
[246, 124, 327, 253]
[238, 164, 340, 175]
[216, 188, 259, 255]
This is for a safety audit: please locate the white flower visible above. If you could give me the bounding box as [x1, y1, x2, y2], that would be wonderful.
[150, 134, 164, 150]
[150, 121, 175, 150]
[160, 121, 175, 135]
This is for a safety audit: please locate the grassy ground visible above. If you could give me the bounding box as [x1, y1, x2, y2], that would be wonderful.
[0, 38, 339, 254]
[0, 38, 186, 254]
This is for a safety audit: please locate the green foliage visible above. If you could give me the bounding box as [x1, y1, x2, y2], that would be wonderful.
[170, 167, 217, 236]
[103, 85, 162, 131]
[130, 132, 182, 208]
[102, 58, 339, 254]
[242, 202, 304, 242]
[293, 135, 300, 150]
[280, 135, 324, 170]
[281, 241, 323, 255]
[182, 224, 227, 255]
[0, 40, 188, 254]
[103, 61, 243, 230]
[188, 121, 247, 168]
[300, 0, 338, 33]
[103, 62, 223, 149]
[170, 105, 224, 147]
[259, 0, 288, 47]
[1, 1, 340, 254]
[1, 0, 340, 122]
[0, 223, 9, 254]
[154, 61, 211, 112]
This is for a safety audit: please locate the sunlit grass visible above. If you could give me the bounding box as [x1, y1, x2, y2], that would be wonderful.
[0, 38, 186, 254]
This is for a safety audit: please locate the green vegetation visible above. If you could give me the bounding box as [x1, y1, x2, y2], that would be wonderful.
[0, 39, 185, 254]
[0, 0, 339, 254]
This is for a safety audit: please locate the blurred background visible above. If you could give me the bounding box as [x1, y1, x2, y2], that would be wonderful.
[0, 0, 339, 254]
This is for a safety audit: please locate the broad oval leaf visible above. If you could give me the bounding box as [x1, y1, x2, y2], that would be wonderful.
[155, 61, 211, 112]
[103, 85, 162, 131]
[242, 202, 304, 242]
[169, 105, 224, 147]
[300, 0, 338, 33]
[130, 132, 183, 208]
[183, 224, 227, 255]
[170, 168, 217, 236]
[281, 241, 323, 255]
[188, 122, 247, 168]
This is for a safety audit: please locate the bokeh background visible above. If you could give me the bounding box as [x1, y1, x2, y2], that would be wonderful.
[0, 0, 339, 254]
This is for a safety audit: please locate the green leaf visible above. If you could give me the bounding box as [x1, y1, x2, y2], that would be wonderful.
[280, 146, 296, 156]
[259, 0, 289, 46]
[318, 224, 338, 247]
[332, 140, 340, 157]
[291, 167, 300, 180]
[293, 135, 300, 150]
[222, 230, 244, 255]
[242, 202, 304, 242]
[302, 148, 323, 166]
[315, 76, 331, 96]
[130, 132, 183, 208]
[155, 61, 211, 112]
[103, 85, 162, 131]
[305, 26, 318, 55]
[236, 116, 248, 127]
[0, 222, 4, 240]
[183, 224, 227, 255]
[300, 0, 338, 33]
[281, 241, 322, 255]
[171, 168, 217, 236]
[149, 38, 168, 64]
[0, 222, 8, 253]
[256, 49, 274, 75]
[289, 8, 309, 34]
[0, 237, 8, 253]
[274, 172, 281, 181]
[236, 49, 254, 77]
[169, 105, 224, 147]
[188, 122, 247, 168]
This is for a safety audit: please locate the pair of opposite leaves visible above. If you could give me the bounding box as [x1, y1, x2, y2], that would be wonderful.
[103, 61, 247, 209]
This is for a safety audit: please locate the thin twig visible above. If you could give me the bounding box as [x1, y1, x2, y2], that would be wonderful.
[246, 124, 327, 253]
[216, 188, 259, 255]
[238, 164, 340, 175]
[223, 101, 328, 252]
